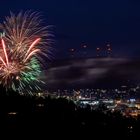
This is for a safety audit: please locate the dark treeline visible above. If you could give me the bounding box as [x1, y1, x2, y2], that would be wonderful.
[0, 87, 140, 139]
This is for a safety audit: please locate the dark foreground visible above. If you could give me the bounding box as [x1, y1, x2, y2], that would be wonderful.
[0, 92, 140, 139]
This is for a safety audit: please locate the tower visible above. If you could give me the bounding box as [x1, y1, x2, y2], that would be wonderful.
[106, 43, 112, 57]
[69, 48, 75, 58]
[96, 47, 101, 57]
[82, 44, 87, 57]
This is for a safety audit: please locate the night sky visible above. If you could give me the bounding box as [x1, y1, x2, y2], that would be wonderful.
[0, 0, 140, 58]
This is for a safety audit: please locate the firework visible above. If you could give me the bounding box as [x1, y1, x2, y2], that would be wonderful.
[0, 11, 52, 94]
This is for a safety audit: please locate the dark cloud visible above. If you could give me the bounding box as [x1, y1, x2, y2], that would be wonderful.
[41, 58, 140, 89]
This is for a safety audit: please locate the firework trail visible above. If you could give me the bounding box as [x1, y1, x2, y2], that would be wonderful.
[0, 11, 52, 94]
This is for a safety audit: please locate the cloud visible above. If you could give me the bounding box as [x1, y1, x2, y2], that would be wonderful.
[41, 58, 140, 89]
